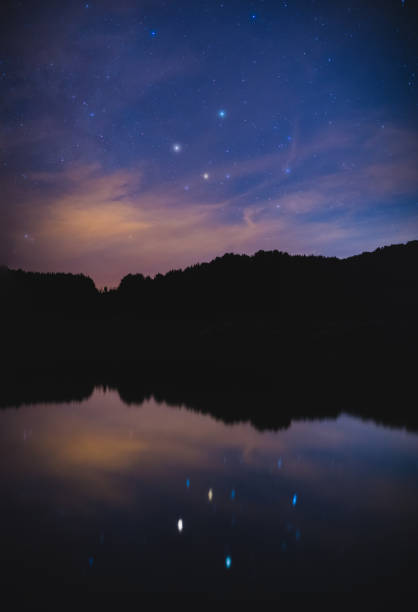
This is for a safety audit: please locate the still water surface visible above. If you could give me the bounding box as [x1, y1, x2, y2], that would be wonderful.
[1, 388, 417, 596]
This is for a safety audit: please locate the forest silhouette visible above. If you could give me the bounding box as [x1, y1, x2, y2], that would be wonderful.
[1, 240, 417, 372]
[2, 239, 416, 317]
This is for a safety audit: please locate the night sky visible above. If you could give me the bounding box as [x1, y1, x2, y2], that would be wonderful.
[1, 0, 417, 287]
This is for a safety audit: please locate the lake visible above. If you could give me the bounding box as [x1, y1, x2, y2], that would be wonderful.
[1, 385, 417, 596]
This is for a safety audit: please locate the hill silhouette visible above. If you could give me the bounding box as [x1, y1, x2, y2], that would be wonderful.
[1, 240, 417, 372]
[113, 240, 418, 320]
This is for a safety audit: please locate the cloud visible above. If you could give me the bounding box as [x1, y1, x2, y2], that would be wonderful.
[17, 164, 279, 284]
[4, 120, 418, 286]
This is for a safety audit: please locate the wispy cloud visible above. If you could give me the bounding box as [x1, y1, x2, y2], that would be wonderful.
[4, 119, 417, 286]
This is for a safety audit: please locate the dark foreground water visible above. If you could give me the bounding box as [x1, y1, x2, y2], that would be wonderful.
[1, 388, 417, 596]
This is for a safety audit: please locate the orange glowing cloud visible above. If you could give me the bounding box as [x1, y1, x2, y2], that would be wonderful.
[16, 164, 290, 285]
[7, 121, 418, 287]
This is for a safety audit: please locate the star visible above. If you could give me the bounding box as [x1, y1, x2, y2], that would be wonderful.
[172, 143, 182, 153]
[218, 109, 226, 119]
[202, 172, 209, 180]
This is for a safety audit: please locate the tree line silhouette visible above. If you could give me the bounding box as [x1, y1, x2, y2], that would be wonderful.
[1, 240, 417, 371]
[2, 240, 417, 318]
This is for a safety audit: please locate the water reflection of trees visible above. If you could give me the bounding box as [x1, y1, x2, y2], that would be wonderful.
[1, 366, 416, 433]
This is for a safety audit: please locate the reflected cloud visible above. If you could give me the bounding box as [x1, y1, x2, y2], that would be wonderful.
[0, 388, 417, 541]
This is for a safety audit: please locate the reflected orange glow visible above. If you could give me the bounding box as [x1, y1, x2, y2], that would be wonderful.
[1, 388, 417, 521]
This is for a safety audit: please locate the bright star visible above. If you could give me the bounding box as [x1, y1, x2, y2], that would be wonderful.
[172, 143, 182, 152]
[218, 109, 226, 118]
[208, 489, 213, 501]
[177, 519, 183, 532]
[225, 556, 232, 569]
[202, 172, 209, 180]
[150, 30, 157, 37]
